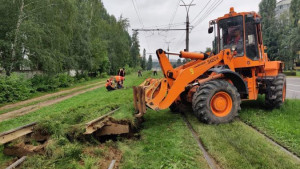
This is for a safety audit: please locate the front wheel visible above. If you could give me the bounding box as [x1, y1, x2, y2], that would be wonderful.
[265, 73, 286, 109]
[192, 80, 241, 124]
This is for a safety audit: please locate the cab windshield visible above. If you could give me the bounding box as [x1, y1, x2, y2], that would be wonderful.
[219, 16, 244, 56]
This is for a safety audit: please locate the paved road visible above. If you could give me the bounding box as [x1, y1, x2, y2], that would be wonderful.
[287, 77, 300, 99]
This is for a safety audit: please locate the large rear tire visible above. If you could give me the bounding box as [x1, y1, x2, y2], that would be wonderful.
[192, 80, 241, 124]
[169, 102, 180, 113]
[265, 73, 286, 109]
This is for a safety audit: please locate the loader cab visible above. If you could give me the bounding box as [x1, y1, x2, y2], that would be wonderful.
[209, 8, 264, 68]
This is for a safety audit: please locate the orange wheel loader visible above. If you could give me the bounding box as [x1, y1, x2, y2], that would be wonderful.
[133, 8, 286, 124]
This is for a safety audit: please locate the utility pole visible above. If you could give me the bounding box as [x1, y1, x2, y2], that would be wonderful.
[133, 0, 195, 52]
[165, 38, 175, 59]
[180, 0, 195, 52]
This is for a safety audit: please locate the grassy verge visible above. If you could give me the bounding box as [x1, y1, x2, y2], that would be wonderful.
[240, 98, 300, 156]
[0, 72, 152, 168]
[118, 110, 209, 169]
[187, 112, 300, 169]
[0, 77, 104, 108]
[0, 82, 103, 115]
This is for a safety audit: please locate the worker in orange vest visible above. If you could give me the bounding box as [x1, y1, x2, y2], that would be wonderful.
[114, 76, 125, 89]
[105, 79, 115, 91]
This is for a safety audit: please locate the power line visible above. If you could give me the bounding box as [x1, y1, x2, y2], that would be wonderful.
[165, 0, 181, 40]
[193, 0, 219, 26]
[142, 22, 185, 29]
[191, 0, 213, 23]
[192, 0, 223, 29]
[131, 0, 144, 27]
[168, 0, 181, 29]
[180, 0, 196, 51]
[131, 0, 152, 51]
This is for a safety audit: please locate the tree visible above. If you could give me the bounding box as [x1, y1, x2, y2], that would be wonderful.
[141, 48, 147, 70]
[259, 0, 279, 60]
[176, 59, 182, 67]
[290, 0, 300, 67]
[147, 55, 153, 70]
[205, 47, 212, 53]
[130, 31, 140, 67]
[277, 12, 293, 69]
[0, 0, 136, 76]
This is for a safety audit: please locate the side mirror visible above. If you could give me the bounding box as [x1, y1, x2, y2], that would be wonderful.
[255, 18, 261, 24]
[208, 27, 213, 34]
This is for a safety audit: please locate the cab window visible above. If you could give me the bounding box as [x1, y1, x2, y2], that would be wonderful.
[219, 16, 244, 56]
[245, 16, 259, 60]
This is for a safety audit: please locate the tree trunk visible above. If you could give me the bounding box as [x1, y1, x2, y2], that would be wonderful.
[9, 0, 24, 76]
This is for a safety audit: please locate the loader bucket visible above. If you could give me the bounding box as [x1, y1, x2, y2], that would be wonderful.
[133, 86, 146, 118]
[133, 78, 168, 117]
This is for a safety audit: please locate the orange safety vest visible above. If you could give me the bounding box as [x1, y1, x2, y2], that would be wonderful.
[114, 76, 124, 82]
[105, 81, 112, 87]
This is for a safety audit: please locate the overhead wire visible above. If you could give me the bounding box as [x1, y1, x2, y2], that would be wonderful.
[131, 0, 151, 51]
[190, 0, 213, 23]
[192, 0, 223, 29]
[165, 0, 181, 49]
[131, 0, 144, 27]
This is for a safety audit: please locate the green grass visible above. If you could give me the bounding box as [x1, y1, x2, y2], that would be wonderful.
[240, 98, 300, 156]
[187, 112, 300, 169]
[0, 73, 151, 133]
[0, 82, 103, 115]
[118, 110, 209, 169]
[0, 72, 154, 168]
[1, 71, 300, 168]
[0, 77, 104, 108]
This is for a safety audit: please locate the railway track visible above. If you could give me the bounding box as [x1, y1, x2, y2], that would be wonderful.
[182, 111, 300, 169]
[0, 107, 126, 169]
[0, 83, 106, 122]
[239, 119, 300, 162]
[0, 81, 105, 111]
[181, 113, 221, 169]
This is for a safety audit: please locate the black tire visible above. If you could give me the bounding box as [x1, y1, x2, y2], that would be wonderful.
[169, 102, 180, 113]
[265, 73, 286, 109]
[192, 80, 241, 124]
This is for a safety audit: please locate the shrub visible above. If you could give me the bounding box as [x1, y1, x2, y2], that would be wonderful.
[283, 71, 296, 76]
[31, 74, 60, 92]
[99, 72, 108, 78]
[0, 73, 32, 104]
[57, 74, 74, 88]
[31, 74, 74, 92]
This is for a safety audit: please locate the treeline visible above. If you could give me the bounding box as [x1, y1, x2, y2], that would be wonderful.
[0, 0, 141, 76]
[259, 0, 300, 69]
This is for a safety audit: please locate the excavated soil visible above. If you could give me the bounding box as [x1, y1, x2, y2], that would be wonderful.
[3, 129, 50, 158]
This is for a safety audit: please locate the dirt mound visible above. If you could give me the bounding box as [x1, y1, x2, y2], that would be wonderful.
[3, 129, 50, 158]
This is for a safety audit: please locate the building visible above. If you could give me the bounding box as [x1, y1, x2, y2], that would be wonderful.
[275, 0, 291, 19]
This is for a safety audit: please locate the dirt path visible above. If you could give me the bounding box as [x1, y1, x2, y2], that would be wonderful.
[0, 81, 104, 111]
[0, 84, 105, 122]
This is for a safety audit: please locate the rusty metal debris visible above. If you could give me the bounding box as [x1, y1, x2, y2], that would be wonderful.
[0, 122, 37, 145]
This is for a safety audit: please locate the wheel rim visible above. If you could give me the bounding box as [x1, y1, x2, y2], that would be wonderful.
[210, 91, 233, 117]
[282, 82, 286, 102]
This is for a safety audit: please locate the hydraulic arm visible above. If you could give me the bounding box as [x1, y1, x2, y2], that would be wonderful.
[133, 48, 232, 117]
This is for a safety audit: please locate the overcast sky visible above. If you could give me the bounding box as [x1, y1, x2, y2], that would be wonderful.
[102, 0, 275, 60]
